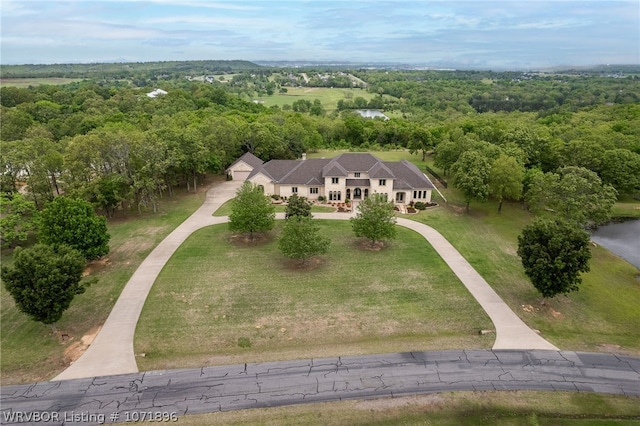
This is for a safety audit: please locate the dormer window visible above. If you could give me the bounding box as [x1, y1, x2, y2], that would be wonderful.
[354, 172, 361, 177]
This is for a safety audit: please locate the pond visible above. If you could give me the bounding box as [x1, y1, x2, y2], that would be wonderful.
[590, 219, 640, 269]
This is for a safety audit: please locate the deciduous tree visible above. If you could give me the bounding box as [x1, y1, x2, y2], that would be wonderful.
[489, 154, 524, 213]
[451, 150, 491, 212]
[228, 182, 275, 240]
[38, 196, 110, 260]
[351, 193, 397, 248]
[527, 166, 617, 226]
[517, 219, 591, 301]
[285, 193, 312, 219]
[1, 244, 86, 328]
[0, 193, 37, 247]
[278, 216, 330, 266]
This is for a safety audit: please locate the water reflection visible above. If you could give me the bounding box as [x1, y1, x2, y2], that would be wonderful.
[591, 220, 640, 269]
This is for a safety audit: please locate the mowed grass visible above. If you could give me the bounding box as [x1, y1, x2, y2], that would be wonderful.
[406, 200, 640, 354]
[0, 179, 219, 384]
[137, 391, 640, 425]
[134, 220, 493, 371]
[311, 150, 640, 354]
[213, 200, 336, 217]
[254, 87, 392, 112]
[0, 78, 82, 87]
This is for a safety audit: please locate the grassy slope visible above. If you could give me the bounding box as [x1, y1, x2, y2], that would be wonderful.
[310, 150, 640, 354]
[134, 220, 493, 371]
[0, 178, 218, 384]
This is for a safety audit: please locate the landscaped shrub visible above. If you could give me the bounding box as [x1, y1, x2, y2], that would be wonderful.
[271, 194, 280, 200]
[414, 202, 426, 210]
[317, 195, 325, 202]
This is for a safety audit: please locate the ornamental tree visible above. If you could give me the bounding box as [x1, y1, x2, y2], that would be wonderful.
[278, 216, 330, 266]
[1, 244, 86, 328]
[517, 219, 591, 301]
[351, 193, 397, 248]
[285, 193, 312, 219]
[228, 182, 275, 240]
[38, 196, 110, 260]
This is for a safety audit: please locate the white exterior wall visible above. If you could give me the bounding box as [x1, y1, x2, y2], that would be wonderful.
[370, 178, 392, 201]
[324, 176, 346, 200]
[227, 161, 253, 180]
[247, 174, 275, 195]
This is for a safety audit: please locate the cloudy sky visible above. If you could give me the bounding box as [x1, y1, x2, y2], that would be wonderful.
[1, 0, 638, 69]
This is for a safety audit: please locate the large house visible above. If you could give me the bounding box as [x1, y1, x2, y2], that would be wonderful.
[227, 152, 435, 204]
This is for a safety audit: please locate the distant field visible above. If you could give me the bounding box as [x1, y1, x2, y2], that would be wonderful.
[255, 87, 393, 111]
[0, 78, 82, 87]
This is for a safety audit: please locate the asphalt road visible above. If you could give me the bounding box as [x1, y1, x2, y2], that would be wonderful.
[2, 350, 639, 425]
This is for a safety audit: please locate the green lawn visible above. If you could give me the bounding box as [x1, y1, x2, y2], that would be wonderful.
[134, 220, 493, 371]
[136, 391, 640, 425]
[307, 150, 640, 354]
[254, 87, 394, 112]
[213, 200, 335, 217]
[0, 78, 82, 87]
[0, 178, 219, 384]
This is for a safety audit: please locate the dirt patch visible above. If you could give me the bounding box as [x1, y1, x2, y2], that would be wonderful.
[549, 307, 563, 319]
[281, 256, 326, 271]
[355, 394, 446, 411]
[353, 238, 386, 251]
[228, 233, 272, 247]
[83, 258, 111, 277]
[62, 326, 102, 365]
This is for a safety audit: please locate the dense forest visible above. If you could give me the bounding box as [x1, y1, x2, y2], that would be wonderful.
[1, 61, 640, 245]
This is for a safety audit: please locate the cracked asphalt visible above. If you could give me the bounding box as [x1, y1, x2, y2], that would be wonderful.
[2, 350, 639, 425]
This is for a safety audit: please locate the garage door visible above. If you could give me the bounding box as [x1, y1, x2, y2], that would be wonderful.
[233, 171, 251, 181]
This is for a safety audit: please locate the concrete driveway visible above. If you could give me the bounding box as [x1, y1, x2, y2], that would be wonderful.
[55, 183, 555, 381]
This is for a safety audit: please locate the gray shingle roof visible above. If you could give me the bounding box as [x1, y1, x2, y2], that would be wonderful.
[246, 154, 434, 190]
[279, 159, 331, 185]
[228, 152, 263, 170]
[384, 160, 435, 190]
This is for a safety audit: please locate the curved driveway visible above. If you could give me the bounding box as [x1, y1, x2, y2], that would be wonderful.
[3, 350, 639, 425]
[56, 181, 555, 381]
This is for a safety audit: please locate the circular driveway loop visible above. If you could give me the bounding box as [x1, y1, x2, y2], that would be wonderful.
[56, 180, 556, 381]
[3, 180, 638, 423]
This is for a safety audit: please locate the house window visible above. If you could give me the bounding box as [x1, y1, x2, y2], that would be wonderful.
[379, 179, 386, 186]
[413, 191, 417, 199]
[422, 190, 427, 198]
[332, 177, 339, 184]
[337, 191, 341, 201]
[292, 187, 298, 193]
[310, 187, 318, 194]
[354, 172, 361, 177]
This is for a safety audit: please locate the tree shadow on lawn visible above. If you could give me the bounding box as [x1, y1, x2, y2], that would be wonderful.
[228, 232, 274, 247]
[280, 256, 327, 271]
[351, 237, 390, 252]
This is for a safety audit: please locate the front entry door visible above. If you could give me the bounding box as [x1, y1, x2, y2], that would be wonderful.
[396, 192, 404, 202]
[354, 188, 362, 199]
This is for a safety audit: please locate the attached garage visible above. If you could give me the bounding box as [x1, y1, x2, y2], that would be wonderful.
[231, 170, 251, 181]
[226, 152, 264, 181]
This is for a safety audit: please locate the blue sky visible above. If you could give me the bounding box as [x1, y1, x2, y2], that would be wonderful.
[1, 0, 638, 69]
